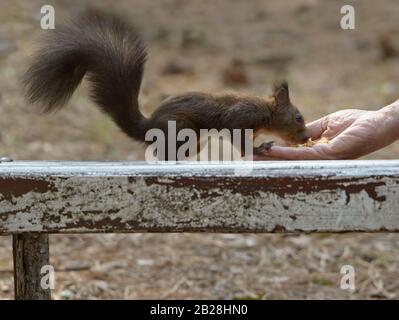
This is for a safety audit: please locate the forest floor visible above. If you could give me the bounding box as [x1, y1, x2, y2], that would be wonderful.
[1, 0, 399, 299]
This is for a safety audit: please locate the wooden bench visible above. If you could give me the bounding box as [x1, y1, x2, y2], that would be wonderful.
[1, 160, 398, 299]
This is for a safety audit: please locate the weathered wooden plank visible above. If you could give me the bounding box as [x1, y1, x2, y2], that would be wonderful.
[13, 233, 51, 300]
[0, 160, 399, 233]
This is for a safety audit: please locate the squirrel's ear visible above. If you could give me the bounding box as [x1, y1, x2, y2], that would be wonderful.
[272, 80, 290, 107]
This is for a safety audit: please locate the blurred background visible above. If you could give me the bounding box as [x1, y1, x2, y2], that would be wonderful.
[0, 0, 399, 299]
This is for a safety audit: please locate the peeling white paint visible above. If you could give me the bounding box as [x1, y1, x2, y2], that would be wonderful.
[0, 160, 398, 233]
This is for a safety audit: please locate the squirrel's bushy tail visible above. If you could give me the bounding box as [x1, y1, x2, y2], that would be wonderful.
[23, 9, 148, 141]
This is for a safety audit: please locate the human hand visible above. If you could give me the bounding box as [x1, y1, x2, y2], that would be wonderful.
[254, 101, 399, 160]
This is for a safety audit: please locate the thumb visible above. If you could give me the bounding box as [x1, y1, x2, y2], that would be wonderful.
[306, 117, 328, 140]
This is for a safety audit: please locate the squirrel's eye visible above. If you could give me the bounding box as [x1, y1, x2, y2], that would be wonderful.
[295, 114, 303, 124]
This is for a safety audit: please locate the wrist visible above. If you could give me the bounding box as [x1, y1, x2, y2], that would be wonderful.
[379, 101, 399, 141]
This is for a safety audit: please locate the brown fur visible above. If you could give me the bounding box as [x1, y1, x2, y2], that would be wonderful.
[23, 9, 309, 156]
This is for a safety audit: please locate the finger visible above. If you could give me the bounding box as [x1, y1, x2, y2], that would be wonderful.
[306, 117, 328, 140]
[265, 145, 325, 160]
[245, 153, 283, 160]
[251, 154, 284, 161]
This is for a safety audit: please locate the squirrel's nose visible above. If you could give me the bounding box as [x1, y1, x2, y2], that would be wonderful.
[301, 132, 310, 143]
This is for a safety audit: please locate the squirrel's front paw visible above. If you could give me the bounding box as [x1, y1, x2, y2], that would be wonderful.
[253, 141, 274, 155]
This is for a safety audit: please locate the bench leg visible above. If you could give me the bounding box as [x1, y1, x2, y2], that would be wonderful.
[12, 233, 51, 300]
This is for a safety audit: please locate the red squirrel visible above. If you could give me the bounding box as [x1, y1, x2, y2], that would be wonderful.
[23, 9, 309, 158]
